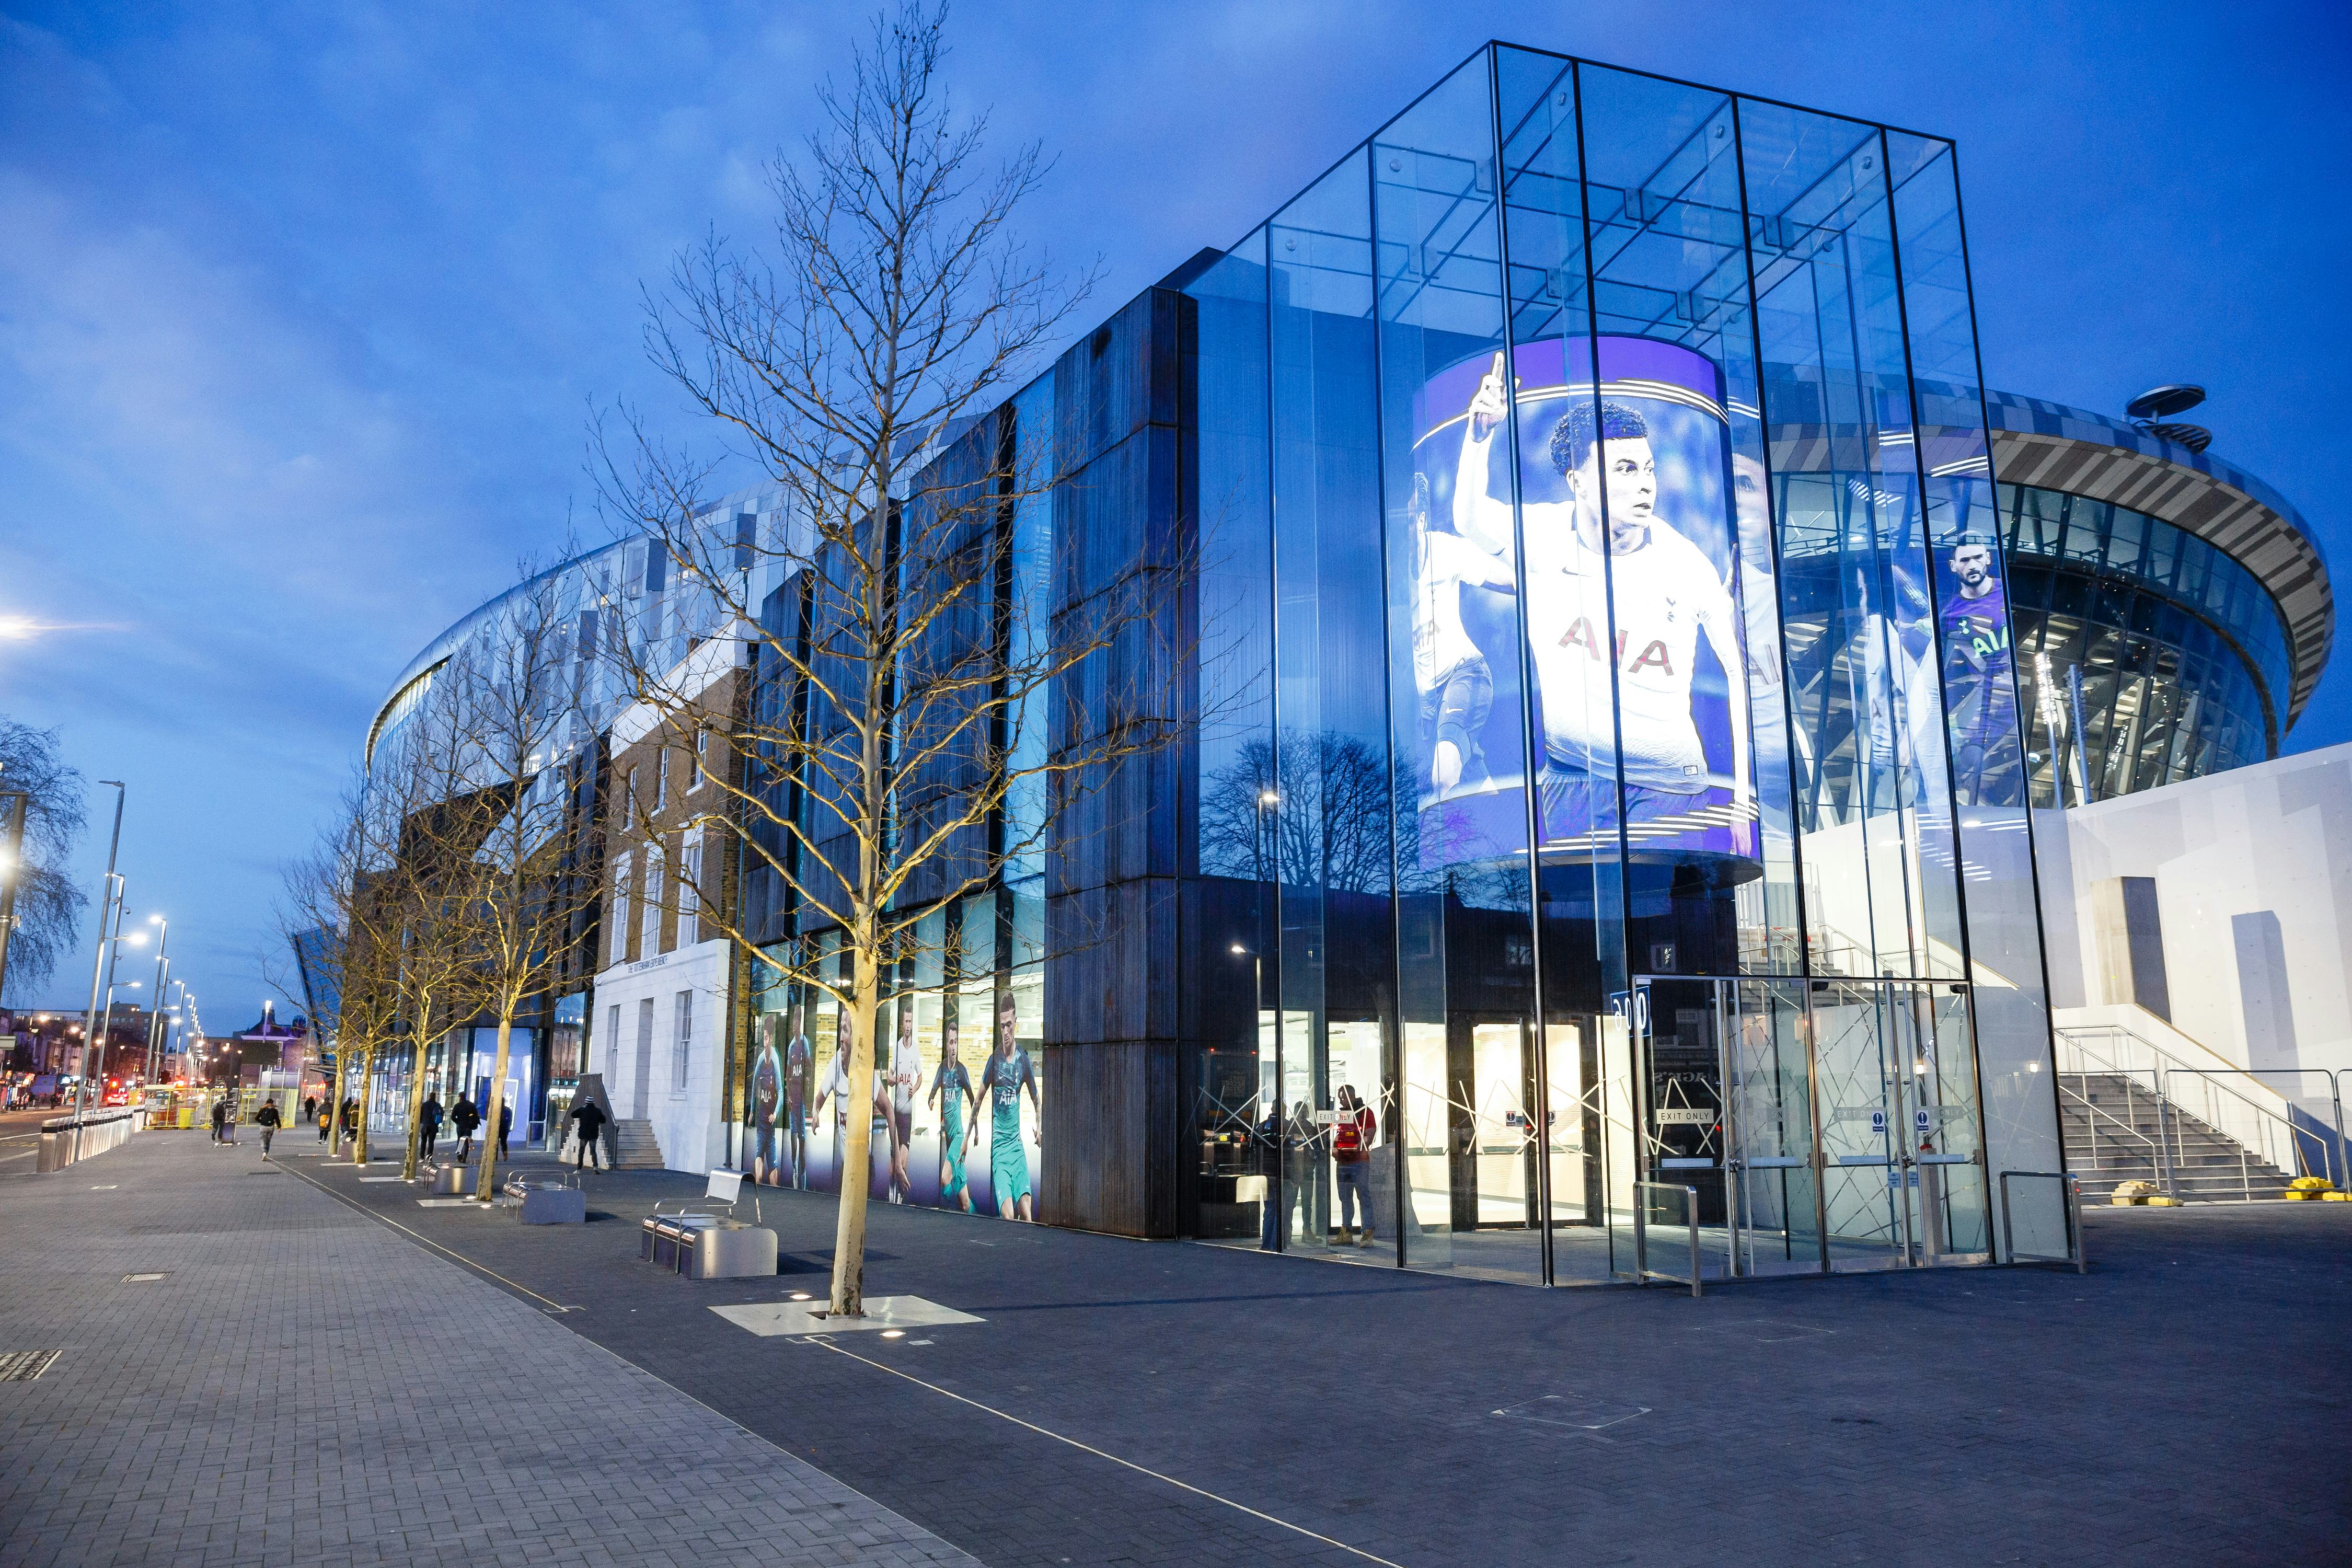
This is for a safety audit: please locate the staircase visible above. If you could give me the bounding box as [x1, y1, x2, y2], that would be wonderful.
[2059, 1071, 2299, 1203]
[608, 1119, 666, 1170]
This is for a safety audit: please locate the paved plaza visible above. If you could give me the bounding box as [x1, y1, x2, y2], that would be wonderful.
[4, 1131, 2349, 1566]
[0, 1132, 977, 1568]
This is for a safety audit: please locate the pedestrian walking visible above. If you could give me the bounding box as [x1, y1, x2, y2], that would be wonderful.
[302, 1094, 317, 1123]
[209, 1097, 227, 1146]
[418, 1093, 444, 1156]
[451, 1094, 480, 1161]
[317, 1099, 332, 1143]
[495, 1101, 512, 1160]
[255, 1098, 282, 1158]
[568, 1097, 607, 1170]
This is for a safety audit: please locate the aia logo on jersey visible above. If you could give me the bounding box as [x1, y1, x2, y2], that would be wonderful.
[1559, 616, 1673, 676]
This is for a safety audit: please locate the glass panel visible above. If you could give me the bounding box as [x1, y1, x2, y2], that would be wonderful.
[1379, 50, 1538, 1281]
[1886, 134, 2062, 1259]
[1905, 983, 1990, 1259]
[1269, 146, 1394, 1255]
[1726, 977, 1821, 1275]
[1575, 63, 1797, 984]
[1809, 980, 1909, 1269]
[1492, 46, 1624, 1285]
[1740, 102, 1965, 985]
[1179, 230, 1277, 1247]
[1634, 977, 1730, 1283]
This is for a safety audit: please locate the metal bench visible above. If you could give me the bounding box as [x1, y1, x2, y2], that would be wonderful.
[640, 1169, 777, 1278]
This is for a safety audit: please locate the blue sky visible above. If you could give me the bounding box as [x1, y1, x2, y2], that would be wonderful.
[2, 1, 2345, 1015]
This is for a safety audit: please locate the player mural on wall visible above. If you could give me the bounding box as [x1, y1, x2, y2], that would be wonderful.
[928, 1016, 977, 1213]
[969, 987, 1040, 1221]
[886, 999, 921, 1204]
[748, 1013, 783, 1185]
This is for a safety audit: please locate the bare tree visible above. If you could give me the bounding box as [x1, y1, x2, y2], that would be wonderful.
[0, 717, 90, 1004]
[431, 564, 597, 1204]
[597, 3, 1191, 1316]
[271, 797, 405, 1165]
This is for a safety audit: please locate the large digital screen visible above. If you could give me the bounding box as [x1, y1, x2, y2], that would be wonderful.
[1406, 336, 1761, 869]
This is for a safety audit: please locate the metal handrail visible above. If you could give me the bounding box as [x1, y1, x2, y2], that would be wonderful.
[2058, 1025, 2307, 1199]
[1999, 1171, 2086, 1273]
[2161, 1069, 2338, 1196]
[1631, 1180, 1702, 1298]
[2054, 1075, 2160, 1164]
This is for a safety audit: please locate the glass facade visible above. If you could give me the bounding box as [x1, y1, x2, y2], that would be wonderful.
[1176, 47, 2066, 1280]
[1998, 483, 2290, 802]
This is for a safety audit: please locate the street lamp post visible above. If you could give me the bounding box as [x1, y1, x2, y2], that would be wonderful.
[70, 783, 126, 1155]
[142, 917, 169, 1092]
[0, 787, 30, 1007]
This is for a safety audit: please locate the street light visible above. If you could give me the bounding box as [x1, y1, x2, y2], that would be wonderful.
[70, 783, 126, 1151]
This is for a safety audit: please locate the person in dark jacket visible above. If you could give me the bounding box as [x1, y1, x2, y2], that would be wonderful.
[418, 1093, 444, 1156]
[317, 1098, 332, 1142]
[209, 1097, 227, 1146]
[255, 1099, 282, 1157]
[569, 1098, 607, 1170]
[495, 1101, 512, 1160]
[450, 1095, 480, 1160]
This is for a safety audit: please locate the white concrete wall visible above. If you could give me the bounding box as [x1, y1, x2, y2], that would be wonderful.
[587, 937, 732, 1175]
[2039, 743, 2352, 1082]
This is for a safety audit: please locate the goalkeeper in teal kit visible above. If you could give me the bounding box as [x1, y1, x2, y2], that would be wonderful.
[967, 990, 1040, 1221]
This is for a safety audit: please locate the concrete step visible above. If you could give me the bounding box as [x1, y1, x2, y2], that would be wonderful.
[603, 1119, 666, 1170]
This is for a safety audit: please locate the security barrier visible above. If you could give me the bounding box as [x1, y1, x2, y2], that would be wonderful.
[37, 1108, 140, 1173]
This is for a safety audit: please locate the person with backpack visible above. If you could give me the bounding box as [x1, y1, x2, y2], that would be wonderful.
[1332, 1084, 1376, 1247]
[418, 1093, 444, 1156]
[450, 1094, 480, 1160]
[568, 1096, 607, 1170]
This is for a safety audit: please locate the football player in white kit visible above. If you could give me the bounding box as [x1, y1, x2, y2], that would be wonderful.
[1407, 469, 1516, 792]
[1452, 353, 1750, 843]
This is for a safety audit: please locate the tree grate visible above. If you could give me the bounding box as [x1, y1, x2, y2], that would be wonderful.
[0, 1351, 62, 1382]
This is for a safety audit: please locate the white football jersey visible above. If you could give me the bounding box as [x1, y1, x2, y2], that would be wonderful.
[1521, 512, 1742, 789]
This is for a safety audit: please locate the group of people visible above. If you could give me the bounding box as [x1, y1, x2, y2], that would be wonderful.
[411, 1091, 506, 1160]
[1259, 1085, 1380, 1250]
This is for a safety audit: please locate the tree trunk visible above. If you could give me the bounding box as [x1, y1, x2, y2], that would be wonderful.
[826, 941, 880, 1316]
[398, 995, 435, 1181]
[351, 1044, 373, 1165]
[474, 1014, 515, 1204]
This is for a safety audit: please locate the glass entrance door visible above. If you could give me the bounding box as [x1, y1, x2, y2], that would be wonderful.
[1812, 981, 1991, 1270]
[1633, 976, 1988, 1278]
[1724, 978, 1823, 1276]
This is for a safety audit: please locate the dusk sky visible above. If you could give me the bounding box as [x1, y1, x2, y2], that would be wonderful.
[3, 1, 2344, 1018]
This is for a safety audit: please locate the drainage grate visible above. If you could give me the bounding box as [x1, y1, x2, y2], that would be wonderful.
[0, 1351, 62, 1382]
[123, 1273, 168, 1283]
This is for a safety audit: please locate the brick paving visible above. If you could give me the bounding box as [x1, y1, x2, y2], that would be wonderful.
[311, 1151, 2352, 1568]
[0, 1132, 978, 1568]
[8, 1129, 2349, 1567]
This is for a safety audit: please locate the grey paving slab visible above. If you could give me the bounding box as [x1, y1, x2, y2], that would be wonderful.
[0, 1132, 980, 1568]
[310, 1150, 2352, 1568]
